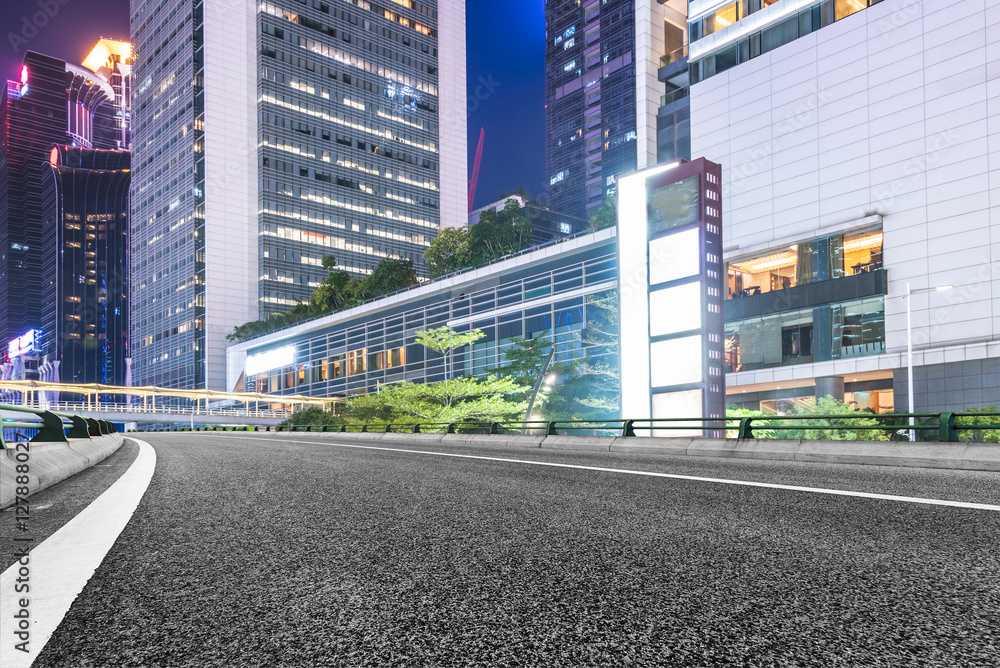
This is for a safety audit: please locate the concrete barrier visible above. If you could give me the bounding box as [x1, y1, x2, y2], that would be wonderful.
[289, 431, 999, 472]
[0, 434, 124, 510]
[541, 435, 616, 451]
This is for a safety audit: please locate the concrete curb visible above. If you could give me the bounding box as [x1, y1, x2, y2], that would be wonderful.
[292, 432, 1000, 472]
[0, 435, 125, 510]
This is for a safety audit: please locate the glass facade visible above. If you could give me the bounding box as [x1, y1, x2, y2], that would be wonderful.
[726, 226, 882, 299]
[45, 146, 131, 385]
[724, 296, 885, 373]
[257, 0, 444, 316]
[546, 0, 638, 220]
[238, 238, 619, 398]
[689, 0, 882, 83]
[130, 0, 204, 389]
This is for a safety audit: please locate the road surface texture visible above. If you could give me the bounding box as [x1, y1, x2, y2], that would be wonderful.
[31, 433, 1000, 667]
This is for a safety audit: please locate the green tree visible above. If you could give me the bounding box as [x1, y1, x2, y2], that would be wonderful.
[564, 292, 620, 418]
[281, 406, 345, 428]
[423, 227, 470, 278]
[415, 327, 485, 389]
[725, 406, 778, 439]
[589, 196, 616, 231]
[780, 397, 891, 441]
[362, 256, 418, 299]
[956, 406, 1000, 443]
[485, 331, 554, 390]
[344, 376, 526, 426]
[467, 199, 533, 266]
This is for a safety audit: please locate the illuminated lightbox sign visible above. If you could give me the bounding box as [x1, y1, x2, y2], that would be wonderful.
[245, 346, 295, 376]
[8, 330, 41, 359]
[618, 158, 725, 437]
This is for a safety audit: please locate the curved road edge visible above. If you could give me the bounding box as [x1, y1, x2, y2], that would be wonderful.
[0, 438, 156, 667]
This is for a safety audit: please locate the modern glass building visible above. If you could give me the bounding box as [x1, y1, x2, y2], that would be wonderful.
[545, 0, 689, 220]
[1, 51, 131, 388]
[226, 228, 619, 402]
[129, 0, 466, 391]
[688, 0, 1000, 413]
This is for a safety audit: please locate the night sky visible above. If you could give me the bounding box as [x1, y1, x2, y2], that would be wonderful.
[0, 0, 546, 209]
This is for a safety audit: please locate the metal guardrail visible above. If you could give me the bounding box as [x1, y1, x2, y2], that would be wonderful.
[0, 403, 118, 449]
[127, 413, 1000, 442]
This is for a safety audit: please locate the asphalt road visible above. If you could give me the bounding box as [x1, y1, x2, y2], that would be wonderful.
[29, 433, 1000, 667]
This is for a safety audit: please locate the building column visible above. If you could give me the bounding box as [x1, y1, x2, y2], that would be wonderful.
[814, 375, 845, 402]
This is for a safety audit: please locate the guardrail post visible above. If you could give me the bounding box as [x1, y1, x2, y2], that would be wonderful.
[446, 423, 456, 434]
[546, 421, 558, 436]
[621, 420, 636, 437]
[489, 422, 500, 435]
[738, 417, 755, 440]
[939, 413, 959, 442]
[66, 415, 91, 439]
[30, 411, 69, 443]
[340, 425, 347, 433]
[85, 418, 102, 437]
[361, 425, 368, 433]
[385, 424, 393, 433]
[412, 424, 421, 433]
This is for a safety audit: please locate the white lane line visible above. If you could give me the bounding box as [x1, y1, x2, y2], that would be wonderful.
[0, 438, 156, 667]
[205, 434, 1000, 512]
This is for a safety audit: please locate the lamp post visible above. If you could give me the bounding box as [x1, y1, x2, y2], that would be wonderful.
[904, 282, 952, 441]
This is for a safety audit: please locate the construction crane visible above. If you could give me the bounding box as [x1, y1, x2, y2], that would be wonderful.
[468, 128, 485, 212]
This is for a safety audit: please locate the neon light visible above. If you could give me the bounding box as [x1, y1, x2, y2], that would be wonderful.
[20, 65, 28, 85]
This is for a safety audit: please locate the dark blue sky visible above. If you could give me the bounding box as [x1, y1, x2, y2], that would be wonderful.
[0, 0, 546, 208]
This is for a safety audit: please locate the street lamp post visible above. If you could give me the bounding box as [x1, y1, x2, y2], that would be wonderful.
[903, 283, 952, 441]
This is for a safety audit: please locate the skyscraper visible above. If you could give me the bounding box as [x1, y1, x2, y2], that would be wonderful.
[1, 50, 131, 387]
[129, 0, 466, 392]
[545, 0, 687, 220]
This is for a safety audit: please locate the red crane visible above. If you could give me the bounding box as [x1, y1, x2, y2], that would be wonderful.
[468, 128, 485, 213]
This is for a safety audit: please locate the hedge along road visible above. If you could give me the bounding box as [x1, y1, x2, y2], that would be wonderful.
[29, 433, 1000, 667]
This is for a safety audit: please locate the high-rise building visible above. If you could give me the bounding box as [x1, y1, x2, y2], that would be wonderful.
[82, 39, 134, 149]
[688, 0, 1000, 413]
[129, 0, 466, 392]
[545, 0, 688, 220]
[0, 50, 131, 387]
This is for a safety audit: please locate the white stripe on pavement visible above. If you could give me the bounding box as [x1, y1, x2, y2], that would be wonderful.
[211, 435, 1000, 512]
[0, 438, 156, 668]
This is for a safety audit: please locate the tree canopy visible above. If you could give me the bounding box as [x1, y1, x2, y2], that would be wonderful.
[422, 199, 533, 278]
[227, 255, 418, 342]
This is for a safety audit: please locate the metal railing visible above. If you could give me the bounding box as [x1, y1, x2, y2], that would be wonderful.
[1, 403, 118, 449]
[127, 412, 1000, 443]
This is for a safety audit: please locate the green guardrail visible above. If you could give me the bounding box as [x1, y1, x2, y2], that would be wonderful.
[126, 413, 1000, 442]
[0, 403, 117, 449]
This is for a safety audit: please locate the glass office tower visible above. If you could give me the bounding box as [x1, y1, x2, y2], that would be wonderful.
[545, 0, 685, 221]
[129, 0, 466, 391]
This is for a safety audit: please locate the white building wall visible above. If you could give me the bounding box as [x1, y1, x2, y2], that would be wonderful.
[202, 1, 258, 391]
[635, 0, 668, 170]
[437, 0, 468, 229]
[691, 0, 1000, 387]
